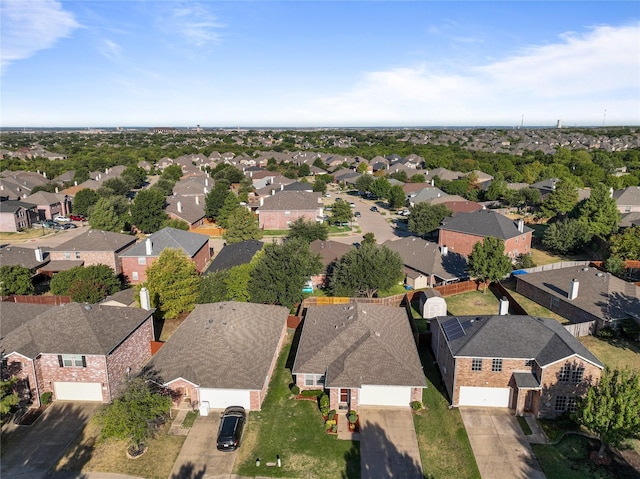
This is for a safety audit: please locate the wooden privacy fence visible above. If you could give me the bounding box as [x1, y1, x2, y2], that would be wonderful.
[563, 321, 596, 337]
[0, 295, 71, 305]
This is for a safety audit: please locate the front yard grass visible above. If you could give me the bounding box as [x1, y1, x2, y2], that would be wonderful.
[445, 290, 500, 316]
[414, 345, 481, 479]
[234, 334, 360, 479]
[578, 335, 640, 371]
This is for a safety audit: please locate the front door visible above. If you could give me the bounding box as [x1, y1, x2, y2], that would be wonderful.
[339, 389, 350, 410]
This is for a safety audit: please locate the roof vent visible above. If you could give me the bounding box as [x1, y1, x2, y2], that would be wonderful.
[347, 315, 354, 320]
[84, 304, 91, 310]
[374, 331, 381, 337]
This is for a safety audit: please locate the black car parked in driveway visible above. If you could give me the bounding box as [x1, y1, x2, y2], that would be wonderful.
[216, 406, 246, 451]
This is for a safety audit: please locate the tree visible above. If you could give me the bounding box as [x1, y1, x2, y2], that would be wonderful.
[467, 236, 512, 292]
[609, 226, 640, 260]
[102, 177, 131, 197]
[50, 264, 121, 302]
[410, 173, 426, 183]
[198, 263, 253, 303]
[89, 197, 126, 232]
[198, 269, 230, 304]
[388, 184, 406, 209]
[160, 164, 183, 182]
[163, 218, 190, 230]
[604, 256, 625, 276]
[370, 177, 391, 199]
[248, 239, 322, 308]
[577, 368, 640, 458]
[0, 265, 34, 295]
[204, 180, 231, 220]
[542, 219, 591, 255]
[356, 161, 369, 174]
[540, 178, 579, 218]
[288, 218, 328, 243]
[330, 243, 404, 298]
[576, 183, 620, 238]
[312, 178, 327, 194]
[121, 165, 147, 189]
[331, 200, 353, 225]
[514, 253, 536, 270]
[143, 248, 199, 319]
[216, 192, 241, 228]
[130, 188, 168, 234]
[98, 377, 171, 452]
[72, 188, 99, 217]
[223, 208, 262, 244]
[151, 178, 175, 196]
[355, 174, 374, 194]
[362, 232, 376, 246]
[408, 203, 452, 238]
[0, 378, 19, 415]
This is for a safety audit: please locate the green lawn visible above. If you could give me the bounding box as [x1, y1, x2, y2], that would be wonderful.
[234, 335, 360, 479]
[578, 335, 640, 371]
[414, 346, 481, 479]
[445, 290, 500, 316]
[500, 279, 569, 323]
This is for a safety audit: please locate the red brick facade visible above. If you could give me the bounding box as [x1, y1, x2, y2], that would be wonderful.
[258, 209, 321, 230]
[49, 250, 126, 275]
[122, 243, 211, 284]
[438, 229, 532, 259]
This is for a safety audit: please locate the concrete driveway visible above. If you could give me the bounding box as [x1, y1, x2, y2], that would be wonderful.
[459, 407, 546, 479]
[1, 402, 100, 479]
[169, 410, 237, 479]
[359, 407, 423, 479]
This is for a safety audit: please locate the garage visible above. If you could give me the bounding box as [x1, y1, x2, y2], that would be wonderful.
[54, 382, 103, 401]
[359, 385, 412, 407]
[458, 386, 511, 407]
[199, 388, 251, 410]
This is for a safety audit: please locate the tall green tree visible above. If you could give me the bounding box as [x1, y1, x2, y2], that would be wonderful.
[0, 265, 34, 295]
[312, 178, 327, 194]
[388, 184, 406, 209]
[330, 200, 353, 225]
[204, 180, 231, 220]
[370, 177, 391, 199]
[160, 164, 183, 182]
[102, 177, 131, 197]
[577, 368, 640, 458]
[248, 239, 321, 308]
[330, 243, 403, 298]
[72, 188, 99, 217]
[89, 197, 125, 232]
[143, 248, 199, 319]
[467, 236, 512, 292]
[355, 174, 374, 194]
[222, 208, 262, 244]
[121, 165, 147, 189]
[130, 189, 168, 234]
[540, 178, 579, 218]
[542, 219, 592, 255]
[216, 192, 241, 228]
[198, 263, 254, 303]
[50, 264, 121, 302]
[609, 226, 640, 260]
[576, 183, 620, 238]
[288, 218, 328, 243]
[0, 378, 19, 415]
[408, 203, 452, 238]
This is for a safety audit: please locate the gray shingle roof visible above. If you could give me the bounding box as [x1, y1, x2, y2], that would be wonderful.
[309, 240, 353, 268]
[259, 191, 322, 211]
[1, 302, 153, 358]
[204, 240, 263, 274]
[120, 227, 209, 258]
[50, 229, 136, 253]
[0, 245, 49, 270]
[439, 209, 533, 239]
[293, 304, 425, 388]
[434, 315, 603, 368]
[0, 200, 37, 213]
[383, 237, 467, 281]
[149, 302, 289, 389]
[613, 186, 640, 206]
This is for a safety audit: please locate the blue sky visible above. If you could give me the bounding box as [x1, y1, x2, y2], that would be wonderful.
[1, 1, 639, 127]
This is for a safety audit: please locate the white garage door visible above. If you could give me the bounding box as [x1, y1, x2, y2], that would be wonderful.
[359, 385, 412, 407]
[199, 388, 251, 410]
[459, 386, 511, 407]
[54, 382, 103, 401]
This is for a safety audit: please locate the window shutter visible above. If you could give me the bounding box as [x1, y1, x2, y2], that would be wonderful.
[81, 356, 87, 367]
[58, 355, 63, 367]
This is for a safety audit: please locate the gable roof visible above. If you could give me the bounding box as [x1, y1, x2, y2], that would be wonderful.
[24, 191, 66, 205]
[613, 186, 640, 206]
[204, 240, 263, 274]
[120, 227, 209, 258]
[439, 210, 533, 239]
[0, 245, 49, 270]
[1, 302, 153, 358]
[50, 229, 136, 253]
[434, 314, 604, 368]
[292, 303, 425, 388]
[309, 240, 353, 268]
[383, 237, 467, 281]
[0, 200, 37, 213]
[150, 302, 288, 389]
[259, 191, 322, 211]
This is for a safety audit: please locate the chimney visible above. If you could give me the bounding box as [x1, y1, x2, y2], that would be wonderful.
[440, 245, 448, 256]
[569, 278, 579, 300]
[140, 287, 151, 310]
[177, 201, 182, 213]
[280, 184, 284, 190]
[204, 187, 208, 194]
[260, 197, 264, 207]
[499, 297, 509, 315]
[34, 247, 44, 262]
[195, 195, 200, 205]
[517, 218, 524, 233]
[205, 178, 209, 187]
[74, 180, 78, 186]
[271, 189, 275, 196]
[431, 179, 434, 186]
[145, 238, 153, 256]
[55, 186, 59, 193]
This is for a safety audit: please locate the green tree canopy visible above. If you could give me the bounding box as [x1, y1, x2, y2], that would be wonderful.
[102, 177, 131, 197]
[248, 239, 322, 308]
[330, 200, 353, 225]
[370, 176, 391, 199]
[312, 178, 327, 193]
[198, 262, 254, 303]
[160, 164, 183, 182]
[121, 165, 147, 189]
[151, 178, 175, 196]
[222, 208, 262, 244]
[542, 219, 592, 255]
[0, 265, 34, 295]
[163, 218, 190, 230]
[130, 188, 168, 234]
[204, 180, 231, 220]
[577, 367, 640, 457]
[50, 264, 121, 302]
[0, 378, 19, 415]
[575, 183, 620, 238]
[540, 178, 579, 218]
[89, 197, 126, 232]
[216, 192, 241, 229]
[362, 232, 376, 246]
[388, 184, 406, 209]
[72, 188, 99, 217]
[143, 248, 199, 319]
[408, 203, 452, 237]
[467, 236, 512, 292]
[288, 218, 328, 243]
[609, 226, 640, 260]
[355, 174, 374, 194]
[330, 243, 404, 298]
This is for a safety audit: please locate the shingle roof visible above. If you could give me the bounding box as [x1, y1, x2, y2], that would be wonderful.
[434, 314, 603, 368]
[383, 237, 467, 281]
[1, 302, 153, 358]
[204, 240, 263, 274]
[309, 240, 353, 268]
[24, 191, 66, 205]
[259, 191, 322, 211]
[292, 304, 425, 388]
[149, 302, 289, 389]
[120, 227, 209, 258]
[0, 200, 37, 213]
[439, 210, 533, 239]
[0, 245, 49, 270]
[613, 186, 640, 206]
[50, 229, 136, 253]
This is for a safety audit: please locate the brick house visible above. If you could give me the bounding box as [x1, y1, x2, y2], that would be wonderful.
[149, 302, 289, 411]
[47, 229, 137, 275]
[120, 227, 211, 284]
[292, 303, 425, 411]
[438, 209, 533, 259]
[23, 191, 72, 221]
[308, 240, 353, 288]
[0, 200, 37, 232]
[203, 240, 263, 275]
[1, 302, 155, 406]
[257, 191, 323, 230]
[431, 314, 604, 418]
[612, 186, 640, 213]
[165, 195, 206, 228]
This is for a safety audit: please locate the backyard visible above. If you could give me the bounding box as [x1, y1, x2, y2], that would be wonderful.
[444, 289, 501, 316]
[578, 335, 640, 371]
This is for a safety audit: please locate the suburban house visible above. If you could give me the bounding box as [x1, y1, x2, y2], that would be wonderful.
[1, 302, 155, 406]
[23, 191, 72, 221]
[120, 227, 211, 284]
[47, 229, 137, 276]
[0, 200, 36, 232]
[308, 240, 353, 288]
[0, 245, 49, 277]
[292, 303, 425, 410]
[438, 210, 533, 259]
[515, 264, 640, 334]
[149, 302, 289, 411]
[612, 186, 640, 213]
[383, 237, 468, 289]
[165, 195, 206, 228]
[257, 191, 323, 230]
[203, 240, 263, 275]
[431, 314, 604, 418]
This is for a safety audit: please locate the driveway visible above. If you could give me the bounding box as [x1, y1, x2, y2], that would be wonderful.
[459, 407, 546, 479]
[169, 410, 237, 479]
[1, 402, 100, 479]
[359, 407, 423, 479]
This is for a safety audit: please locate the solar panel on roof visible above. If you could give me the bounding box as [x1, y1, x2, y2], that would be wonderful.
[443, 318, 466, 341]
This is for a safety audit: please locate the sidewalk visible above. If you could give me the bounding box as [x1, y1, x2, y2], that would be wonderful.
[524, 414, 549, 444]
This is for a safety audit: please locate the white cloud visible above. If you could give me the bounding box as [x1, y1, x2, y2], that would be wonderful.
[99, 39, 121, 61]
[0, 0, 80, 72]
[168, 1, 224, 47]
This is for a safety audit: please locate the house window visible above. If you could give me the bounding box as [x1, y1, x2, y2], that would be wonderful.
[138, 257, 146, 265]
[284, 210, 291, 216]
[75, 252, 81, 259]
[132, 271, 139, 281]
[525, 359, 534, 367]
[492, 359, 503, 372]
[340, 389, 349, 403]
[559, 365, 585, 384]
[551, 297, 559, 307]
[64, 252, 71, 260]
[555, 395, 567, 411]
[471, 358, 483, 371]
[571, 367, 585, 383]
[304, 374, 324, 387]
[58, 354, 86, 368]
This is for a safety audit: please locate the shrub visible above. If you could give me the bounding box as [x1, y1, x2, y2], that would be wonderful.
[319, 393, 329, 409]
[621, 318, 640, 341]
[597, 326, 617, 340]
[300, 389, 322, 398]
[290, 385, 300, 396]
[40, 391, 53, 405]
[348, 411, 358, 423]
[410, 400, 423, 411]
[327, 409, 336, 421]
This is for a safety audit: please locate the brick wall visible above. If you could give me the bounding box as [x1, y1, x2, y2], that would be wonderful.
[121, 256, 157, 284]
[453, 357, 531, 405]
[439, 229, 531, 259]
[431, 325, 456, 402]
[192, 243, 211, 273]
[38, 353, 109, 402]
[258, 210, 318, 229]
[3, 354, 38, 405]
[49, 251, 121, 274]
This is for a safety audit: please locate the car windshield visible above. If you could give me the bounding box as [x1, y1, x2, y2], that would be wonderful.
[219, 416, 238, 437]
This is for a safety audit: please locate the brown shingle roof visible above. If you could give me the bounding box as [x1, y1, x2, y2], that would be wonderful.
[50, 229, 136, 253]
[259, 191, 322, 211]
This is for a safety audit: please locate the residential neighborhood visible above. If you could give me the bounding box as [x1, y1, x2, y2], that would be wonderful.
[1, 127, 639, 479]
